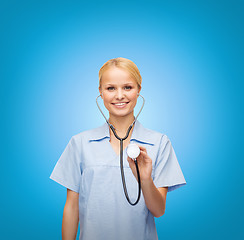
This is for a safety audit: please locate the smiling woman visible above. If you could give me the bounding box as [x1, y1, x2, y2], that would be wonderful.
[50, 57, 187, 240]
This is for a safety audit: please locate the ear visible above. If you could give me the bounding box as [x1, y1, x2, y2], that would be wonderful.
[137, 86, 142, 97]
[99, 87, 103, 99]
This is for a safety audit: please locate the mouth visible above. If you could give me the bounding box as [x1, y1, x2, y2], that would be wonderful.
[111, 102, 129, 108]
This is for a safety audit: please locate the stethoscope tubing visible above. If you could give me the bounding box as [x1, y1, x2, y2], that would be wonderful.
[96, 94, 145, 205]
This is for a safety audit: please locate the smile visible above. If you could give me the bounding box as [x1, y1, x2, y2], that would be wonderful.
[111, 102, 129, 107]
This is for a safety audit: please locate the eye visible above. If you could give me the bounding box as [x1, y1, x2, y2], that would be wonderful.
[124, 86, 132, 90]
[107, 87, 115, 91]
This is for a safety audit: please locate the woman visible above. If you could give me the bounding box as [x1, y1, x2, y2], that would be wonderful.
[50, 57, 187, 240]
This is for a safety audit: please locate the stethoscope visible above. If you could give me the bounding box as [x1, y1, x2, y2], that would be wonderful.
[96, 94, 145, 206]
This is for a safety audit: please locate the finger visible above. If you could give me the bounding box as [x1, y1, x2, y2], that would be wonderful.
[139, 151, 147, 156]
[138, 145, 147, 153]
[139, 148, 148, 156]
[127, 156, 135, 164]
[137, 151, 151, 161]
[127, 157, 137, 169]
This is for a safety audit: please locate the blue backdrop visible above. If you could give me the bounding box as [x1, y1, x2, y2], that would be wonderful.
[1, 0, 243, 239]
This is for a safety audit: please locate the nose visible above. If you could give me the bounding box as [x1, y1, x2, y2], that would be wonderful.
[115, 88, 124, 100]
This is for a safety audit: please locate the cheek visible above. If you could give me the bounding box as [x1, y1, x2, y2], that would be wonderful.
[103, 94, 113, 104]
[128, 91, 138, 101]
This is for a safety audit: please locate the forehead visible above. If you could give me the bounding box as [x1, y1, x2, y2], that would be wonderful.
[102, 67, 136, 84]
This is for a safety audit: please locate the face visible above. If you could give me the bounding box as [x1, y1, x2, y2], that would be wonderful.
[99, 67, 141, 118]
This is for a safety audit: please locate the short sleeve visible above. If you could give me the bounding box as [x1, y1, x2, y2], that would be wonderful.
[153, 135, 186, 192]
[49, 136, 82, 193]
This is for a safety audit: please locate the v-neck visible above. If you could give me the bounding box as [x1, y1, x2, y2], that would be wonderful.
[107, 139, 130, 157]
[106, 139, 131, 168]
[107, 122, 137, 158]
[107, 140, 124, 158]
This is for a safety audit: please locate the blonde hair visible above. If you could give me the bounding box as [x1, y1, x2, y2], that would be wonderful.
[98, 57, 142, 90]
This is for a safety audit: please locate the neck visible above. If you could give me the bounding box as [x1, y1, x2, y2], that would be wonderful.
[108, 113, 135, 134]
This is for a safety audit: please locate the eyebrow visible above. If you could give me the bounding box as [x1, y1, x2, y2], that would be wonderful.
[105, 82, 135, 86]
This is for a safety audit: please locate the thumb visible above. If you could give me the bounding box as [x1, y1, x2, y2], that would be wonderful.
[127, 156, 134, 166]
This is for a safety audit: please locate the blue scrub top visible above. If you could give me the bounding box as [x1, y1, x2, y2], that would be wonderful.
[50, 120, 186, 240]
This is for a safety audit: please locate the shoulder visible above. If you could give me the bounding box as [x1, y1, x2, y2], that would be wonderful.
[70, 123, 107, 143]
[140, 123, 164, 137]
[135, 121, 169, 145]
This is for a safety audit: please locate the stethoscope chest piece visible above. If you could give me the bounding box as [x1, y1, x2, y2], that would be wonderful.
[127, 143, 140, 159]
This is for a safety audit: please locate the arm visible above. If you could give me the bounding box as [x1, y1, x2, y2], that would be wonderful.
[127, 145, 168, 218]
[62, 189, 79, 240]
[141, 179, 168, 218]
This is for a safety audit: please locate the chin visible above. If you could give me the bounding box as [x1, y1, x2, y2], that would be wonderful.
[110, 110, 134, 118]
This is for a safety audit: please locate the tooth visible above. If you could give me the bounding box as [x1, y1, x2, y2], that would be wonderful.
[115, 103, 125, 105]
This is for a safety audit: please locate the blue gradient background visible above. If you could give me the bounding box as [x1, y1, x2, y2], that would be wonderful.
[1, 0, 243, 239]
